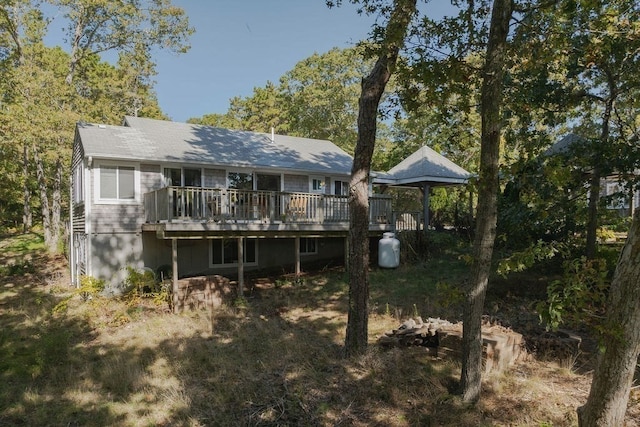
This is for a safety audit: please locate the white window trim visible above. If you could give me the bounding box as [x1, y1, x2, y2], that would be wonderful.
[309, 176, 326, 194]
[209, 238, 259, 268]
[73, 163, 84, 204]
[94, 161, 140, 204]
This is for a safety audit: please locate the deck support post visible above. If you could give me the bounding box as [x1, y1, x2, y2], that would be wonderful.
[172, 238, 179, 313]
[237, 237, 244, 297]
[294, 236, 301, 276]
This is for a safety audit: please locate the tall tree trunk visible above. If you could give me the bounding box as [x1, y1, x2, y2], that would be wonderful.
[66, 9, 85, 85]
[460, 0, 512, 403]
[344, 0, 416, 357]
[22, 143, 32, 233]
[577, 209, 640, 426]
[51, 156, 63, 251]
[32, 144, 55, 253]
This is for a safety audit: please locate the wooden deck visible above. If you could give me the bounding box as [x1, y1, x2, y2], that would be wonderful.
[143, 187, 394, 238]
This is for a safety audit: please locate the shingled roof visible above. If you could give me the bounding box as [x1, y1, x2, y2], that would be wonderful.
[76, 117, 471, 187]
[76, 116, 353, 175]
[374, 145, 472, 187]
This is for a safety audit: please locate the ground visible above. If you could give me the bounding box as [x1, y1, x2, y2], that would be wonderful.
[1, 234, 639, 426]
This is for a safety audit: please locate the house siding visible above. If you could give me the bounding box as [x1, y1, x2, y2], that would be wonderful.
[141, 163, 162, 193]
[90, 232, 144, 288]
[138, 234, 346, 279]
[283, 174, 308, 192]
[71, 133, 86, 233]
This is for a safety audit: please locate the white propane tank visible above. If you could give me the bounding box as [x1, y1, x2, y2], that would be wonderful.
[378, 232, 400, 268]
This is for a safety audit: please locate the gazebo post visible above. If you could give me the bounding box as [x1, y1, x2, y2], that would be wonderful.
[423, 183, 430, 233]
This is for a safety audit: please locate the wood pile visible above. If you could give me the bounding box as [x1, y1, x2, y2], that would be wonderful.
[378, 317, 526, 373]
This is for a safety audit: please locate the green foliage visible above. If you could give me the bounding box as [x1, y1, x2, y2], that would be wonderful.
[537, 257, 610, 331]
[435, 281, 465, 308]
[497, 240, 562, 277]
[53, 274, 105, 313]
[122, 266, 170, 307]
[124, 266, 157, 295]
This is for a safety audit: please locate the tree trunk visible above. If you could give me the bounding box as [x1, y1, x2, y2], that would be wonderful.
[32, 144, 56, 253]
[344, 0, 417, 358]
[66, 9, 85, 85]
[577, 209, 640, 426]
[51, 156, 63, 251]
[460, 0, 512, 403]
[22, 143, 32, 233]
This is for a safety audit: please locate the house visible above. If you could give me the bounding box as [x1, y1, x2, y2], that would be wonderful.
[70, 116, 471, 293]
[546, 133, 640, 216]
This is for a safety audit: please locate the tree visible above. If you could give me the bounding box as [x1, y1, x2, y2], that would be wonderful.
[460, 0, 513, 403]
[280, 47, 370, 153]
[189, 47, 378, 156]
[577, 208, 640, 426]
[0, 0, 185, 250]
[49, 0, 193, 84]
[343, 0, 417, 357]
[508, 0, 640, 259]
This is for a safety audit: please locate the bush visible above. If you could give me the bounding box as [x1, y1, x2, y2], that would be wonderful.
[537, 257, 610, 331]
[122, 266, 170, 307]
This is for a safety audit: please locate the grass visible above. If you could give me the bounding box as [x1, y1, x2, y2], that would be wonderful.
[1, 232, 639, 426]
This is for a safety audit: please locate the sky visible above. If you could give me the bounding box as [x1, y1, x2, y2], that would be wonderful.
[152, 1, 379, 122]
[44, 1, 454, 124]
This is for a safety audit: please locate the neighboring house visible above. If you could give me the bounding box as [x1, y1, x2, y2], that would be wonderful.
[70, 116, 470, 290]
[546, 133, 640, 216]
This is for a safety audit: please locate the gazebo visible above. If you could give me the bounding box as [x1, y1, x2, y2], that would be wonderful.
[374, 145, 472, 230]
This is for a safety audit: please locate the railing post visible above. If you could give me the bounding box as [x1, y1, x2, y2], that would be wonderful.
[167, 187, 173, 222]
[318, 195, 324, 223]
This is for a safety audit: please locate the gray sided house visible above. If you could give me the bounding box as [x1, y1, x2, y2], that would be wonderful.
[70, 116, 394, 288]
[70, 116, 471, 290]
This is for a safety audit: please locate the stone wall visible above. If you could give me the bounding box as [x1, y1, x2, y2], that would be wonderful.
[174, 275, 233, 312]
[378, 317, 526, 374]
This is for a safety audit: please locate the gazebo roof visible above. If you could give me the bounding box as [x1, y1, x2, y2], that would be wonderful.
[375, 145, 472, 187]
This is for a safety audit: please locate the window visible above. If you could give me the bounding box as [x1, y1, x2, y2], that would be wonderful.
[228, 172, 253, 190]
[210, 238, 257, 267]
[256, 173, 280, 191]
[606, 182, 629, 209]
[334, 180, 349, 195]
[73, 164, 84, 203]
[97, 164, 136, 202]
[300, 238, 317, 255]
[310, 176, 325, 193]
[163, 167, 202, 187]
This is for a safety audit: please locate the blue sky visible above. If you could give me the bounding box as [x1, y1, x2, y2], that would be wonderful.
[44, 1, 455, 123]
[153, 1, 378, 122]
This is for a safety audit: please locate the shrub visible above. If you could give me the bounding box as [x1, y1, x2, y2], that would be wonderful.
[53, 275, 105, 314]
[537, 257, 610, 331]
[122, 266, 170, 307]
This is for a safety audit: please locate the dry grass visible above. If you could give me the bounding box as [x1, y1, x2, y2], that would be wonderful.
[1, 239, 639, 426]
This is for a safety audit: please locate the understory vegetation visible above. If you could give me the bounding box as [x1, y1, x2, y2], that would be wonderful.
[2, 233, 638, 426]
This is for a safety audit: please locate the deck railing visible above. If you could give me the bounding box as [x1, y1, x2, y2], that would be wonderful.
[144, 187, 392, 225]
